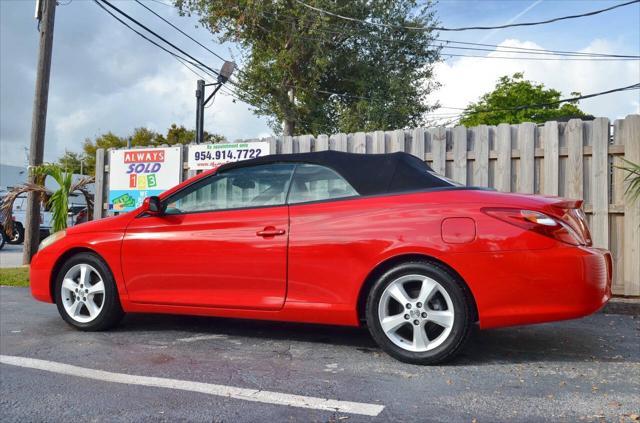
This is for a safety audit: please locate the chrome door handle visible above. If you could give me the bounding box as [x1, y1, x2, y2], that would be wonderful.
[256, 227, 286, 237]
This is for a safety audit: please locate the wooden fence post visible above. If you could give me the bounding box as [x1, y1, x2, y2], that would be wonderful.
[518, 122, 535, 193]
[472, 125, 489, 187]
[496, 123, 511, 192]
[410, 128, 426, 160]
[452, 126, 467, 185]
[622, 115, 640, 296]
[372, 131, 385, 154]
[590, 118, 609, 249]
[316, 135, 329, 151]
[353, 132, 366, 154]
[542, 121, 559, 196]
[566, 119, 584, 199]
[429, 127, 446, 176]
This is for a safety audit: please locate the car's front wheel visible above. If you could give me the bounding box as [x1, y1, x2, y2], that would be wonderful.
[366, 261, 473, 364]
[55, 252, 124, 331]
[7, 223, 24, 245]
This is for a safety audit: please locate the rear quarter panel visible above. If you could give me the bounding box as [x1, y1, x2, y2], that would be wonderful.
[286, 190, 557, 325]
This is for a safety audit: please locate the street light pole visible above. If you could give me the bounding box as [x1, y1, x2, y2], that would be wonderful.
[194, 61, 236, 144]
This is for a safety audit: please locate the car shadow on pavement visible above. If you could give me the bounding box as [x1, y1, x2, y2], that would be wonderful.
[116, 313, 636, 365]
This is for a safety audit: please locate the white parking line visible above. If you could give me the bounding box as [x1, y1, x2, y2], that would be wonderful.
[0, 355, 384, 417]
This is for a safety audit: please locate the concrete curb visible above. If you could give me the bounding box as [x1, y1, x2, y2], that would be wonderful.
[602, 298, 640, 316]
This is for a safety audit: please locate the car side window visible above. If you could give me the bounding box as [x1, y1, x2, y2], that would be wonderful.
[288, 164, 359, 204]
[164, 163, 295, 214]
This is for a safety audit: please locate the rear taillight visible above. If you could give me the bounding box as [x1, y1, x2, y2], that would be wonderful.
[482, 208, 585, 246]
[556, 207, 592, 246]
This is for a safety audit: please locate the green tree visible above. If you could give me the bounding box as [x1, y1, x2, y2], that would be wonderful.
[82, 131, 127, 176]
[78, 125, 226, 175]
[58, 150, 84, 174]
[459, 73, 589, 127]
[176, 0, 441, 135]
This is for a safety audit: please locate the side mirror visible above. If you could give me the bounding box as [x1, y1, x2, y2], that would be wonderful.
[142, 196, 164, 216]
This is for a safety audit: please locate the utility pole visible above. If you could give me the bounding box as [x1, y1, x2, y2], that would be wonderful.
[23, 0, 56, 264]
[194, 61, 236, 144]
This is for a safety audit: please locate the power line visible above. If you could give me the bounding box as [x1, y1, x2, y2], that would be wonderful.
[439, 39, 639, 59]
[251, 10, 639, 59]
[133, 0, 231, 64]
[441, 53, 637, 61]
[97, 0, 257, 106]
[463, 83, 640, 115]
[94, 1, 217, 82]
[97, 0, 222, 78]
[295, 0, 640, 32]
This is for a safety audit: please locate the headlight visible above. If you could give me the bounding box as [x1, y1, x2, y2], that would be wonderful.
[38, 230, 66, 252]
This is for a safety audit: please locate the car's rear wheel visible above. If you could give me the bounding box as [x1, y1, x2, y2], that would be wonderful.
[54, 252, 124, 331]
[366, 261, 473, 364]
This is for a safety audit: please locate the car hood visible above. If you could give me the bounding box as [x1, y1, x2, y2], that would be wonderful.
[66, 212, 133, 235]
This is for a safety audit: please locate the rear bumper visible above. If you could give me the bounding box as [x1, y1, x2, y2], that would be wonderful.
[450, 246, 612, 329]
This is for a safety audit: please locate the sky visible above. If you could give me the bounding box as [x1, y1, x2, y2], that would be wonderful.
[0, 0, 639, 167]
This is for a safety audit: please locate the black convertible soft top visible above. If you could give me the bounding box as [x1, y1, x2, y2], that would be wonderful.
[218, 151, 456, 196]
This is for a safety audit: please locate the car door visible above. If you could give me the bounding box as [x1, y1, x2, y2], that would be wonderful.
[121, 163, 295, 310]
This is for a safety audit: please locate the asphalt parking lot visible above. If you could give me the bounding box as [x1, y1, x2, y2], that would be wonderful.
[0, 244, 23, 268]
[1, 286, 638, 422]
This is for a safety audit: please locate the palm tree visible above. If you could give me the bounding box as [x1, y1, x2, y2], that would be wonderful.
[1, 164, 94, 238]
[617, 159, 640, 203]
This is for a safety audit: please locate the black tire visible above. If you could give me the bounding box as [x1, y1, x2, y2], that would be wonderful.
[365, 260, 473, 365]
[0, 228, 5, 250]
[54, 252, 124, 331]
[7, 223, 24, 245]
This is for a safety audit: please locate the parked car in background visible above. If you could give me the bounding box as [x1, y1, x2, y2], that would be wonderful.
[4, 195, 50, 244]
[71, 207, 89, 226]
[29, 151, 611, 364]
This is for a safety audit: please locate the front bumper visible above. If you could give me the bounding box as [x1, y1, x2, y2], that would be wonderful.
[30, 247, 57, 303]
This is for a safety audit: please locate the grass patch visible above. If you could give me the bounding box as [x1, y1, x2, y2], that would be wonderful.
[0, 267, 30, 287]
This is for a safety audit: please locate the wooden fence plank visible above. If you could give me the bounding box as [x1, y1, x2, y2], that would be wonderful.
[496, 123, 511, 192]
[281, 136, 293, 154]
[622, 115, 640, 296]
[591, 117, 610, 249]
[315, 134, 329, 151]
[266, 136, 278, 155]
[298, 135, 312, 153]
[543, 121, 559, 195]
[372, 131, 385, 154]
[566, 119, 584, 199]
[452, 126, 467, 184]
[429, 127, 446, 175]
[389, 130, 404, 152]
[332, 133, 348, 152]
[353, 132, 366, 153]
[518, 122, 535, 193]
[472, 125, 489, 187]
[410, 128, 426, 160]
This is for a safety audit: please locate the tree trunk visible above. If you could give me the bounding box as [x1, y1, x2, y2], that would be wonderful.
[282, 87, 295, 136]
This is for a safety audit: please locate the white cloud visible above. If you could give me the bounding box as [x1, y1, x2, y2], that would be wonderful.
[429, 38, 640, 123]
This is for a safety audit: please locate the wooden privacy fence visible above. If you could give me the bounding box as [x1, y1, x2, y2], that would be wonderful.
[94, 115, 640, 297]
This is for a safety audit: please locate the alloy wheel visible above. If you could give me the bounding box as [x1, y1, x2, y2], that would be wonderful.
[378, 274, 455, 352]
[60, 263, 106, 323]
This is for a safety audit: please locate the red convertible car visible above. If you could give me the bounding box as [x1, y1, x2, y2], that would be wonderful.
[30, 151, 611, 364]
